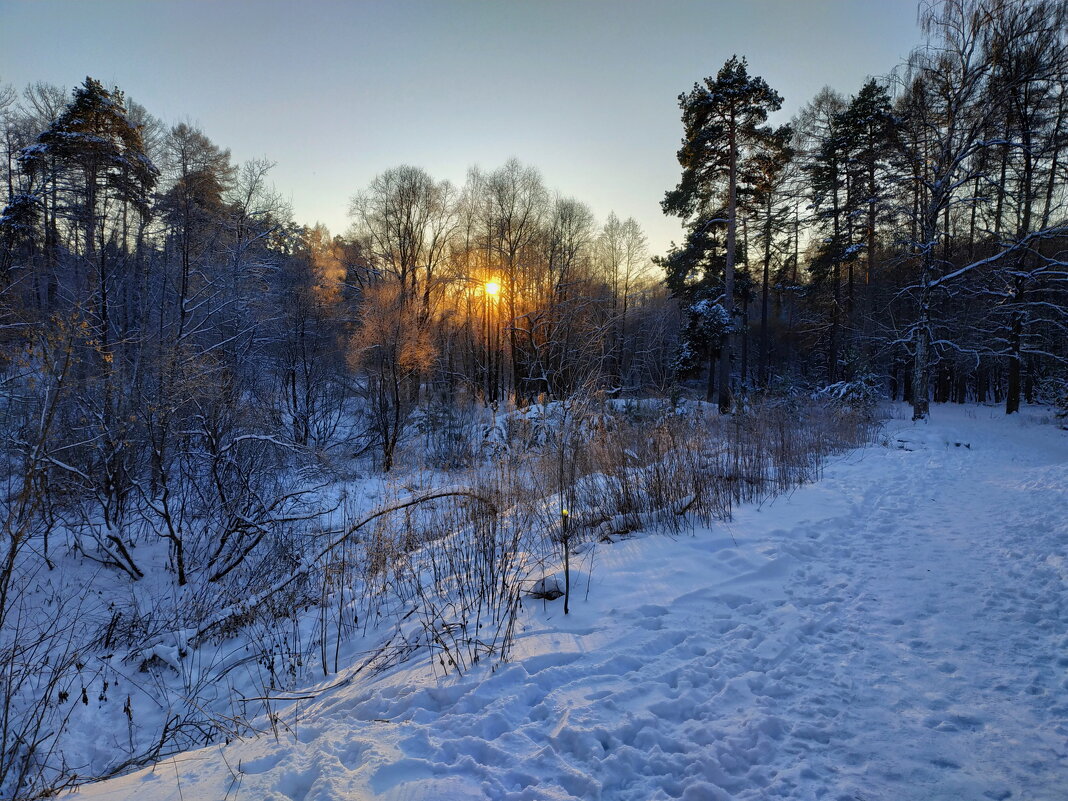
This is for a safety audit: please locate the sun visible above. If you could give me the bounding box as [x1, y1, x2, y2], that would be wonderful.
[484, 280, 500, 296]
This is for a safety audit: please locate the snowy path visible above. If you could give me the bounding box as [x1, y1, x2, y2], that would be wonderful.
[72, 406, 1068, 800]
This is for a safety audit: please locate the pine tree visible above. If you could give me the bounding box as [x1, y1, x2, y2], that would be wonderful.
[841, 80, 897, 293]
[18, 77, 158, 577]
[743, 126, 793, 386]
[801, 89, 854, 383]
[664, 56, 784, 412]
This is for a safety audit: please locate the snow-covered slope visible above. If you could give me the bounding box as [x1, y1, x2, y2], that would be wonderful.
[69, 404, 1068, 800]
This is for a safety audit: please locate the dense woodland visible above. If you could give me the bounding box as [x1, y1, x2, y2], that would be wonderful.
[662, 0, 1068, 418]
[0, 0, 1066, 797]
[0, 1, 1065, 464]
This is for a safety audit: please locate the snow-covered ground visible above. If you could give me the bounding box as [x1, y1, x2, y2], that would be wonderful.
[69, 404, 1068, 800]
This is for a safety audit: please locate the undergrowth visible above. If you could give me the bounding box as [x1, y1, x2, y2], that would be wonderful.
[0, 396, 878, 798]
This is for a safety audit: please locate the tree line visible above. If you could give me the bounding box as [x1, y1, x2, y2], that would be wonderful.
[0, 0, 1065, 590]
[0, 75, 680, 605]
[664, 0, 1068, 420]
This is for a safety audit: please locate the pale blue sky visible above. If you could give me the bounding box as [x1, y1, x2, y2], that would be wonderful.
[0, 0, 920, 254]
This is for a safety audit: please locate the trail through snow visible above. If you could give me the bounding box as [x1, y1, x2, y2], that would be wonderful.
[71, 405, 1068, 800]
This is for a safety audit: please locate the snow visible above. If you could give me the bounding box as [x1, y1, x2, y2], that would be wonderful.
[67, 404, 1068, 800]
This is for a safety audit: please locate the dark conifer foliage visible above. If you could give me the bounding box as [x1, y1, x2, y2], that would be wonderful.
[663, 55, 786, 411]
[659, 0, 1067, 416]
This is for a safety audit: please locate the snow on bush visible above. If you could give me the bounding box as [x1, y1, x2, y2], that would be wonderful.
[1034, 375, 1068, 425]
[813, 375, 882, 415]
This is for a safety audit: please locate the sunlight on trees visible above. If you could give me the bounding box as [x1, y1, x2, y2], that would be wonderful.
[0, 1, 1066, 793]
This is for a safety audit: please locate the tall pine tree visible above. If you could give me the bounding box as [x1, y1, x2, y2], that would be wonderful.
[664, 56, 784, 412]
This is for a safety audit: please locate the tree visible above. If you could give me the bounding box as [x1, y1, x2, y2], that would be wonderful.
[597, 213, 650, 389]
[896, 0, 1067, 419]
[798, 88, 855, 383]
[350, 280, 435, 471]
[0, 82, 66, 311]
[21, 78, 157, 307]
[841, 80, 898, 299]
[482, 160, 549, 403]
[142, 123, 234, 582]
[674, 294, 732, 402]
[664, 56, 784, 412]
[984, 0, 1068, 412]
[350, 165, 457, 318]
[534, 196, 598, 398]
[270, 225, 350, 449]
[17, 78, 158, 577]
[742, 126, 793, 386]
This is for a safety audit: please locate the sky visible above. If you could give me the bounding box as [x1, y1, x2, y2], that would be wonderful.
[0, 0, 921, 256]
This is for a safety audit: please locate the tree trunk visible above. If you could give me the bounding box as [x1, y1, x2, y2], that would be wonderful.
[1006, 308, 1022, 415]
[911, 314, 929, 420]
[912, 222, 934, 421]
[705, 348, 716, 403]
[1006, 111, 1035, 415]
[829, 175, 841, 384]
[719, 116, 738, 414]
[759, 193, 772, 386]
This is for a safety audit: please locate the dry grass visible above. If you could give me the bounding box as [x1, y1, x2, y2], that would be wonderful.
[319, 398, 880, 678]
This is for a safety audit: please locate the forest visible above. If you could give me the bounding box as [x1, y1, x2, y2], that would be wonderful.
[0, 0, 1066, 797]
